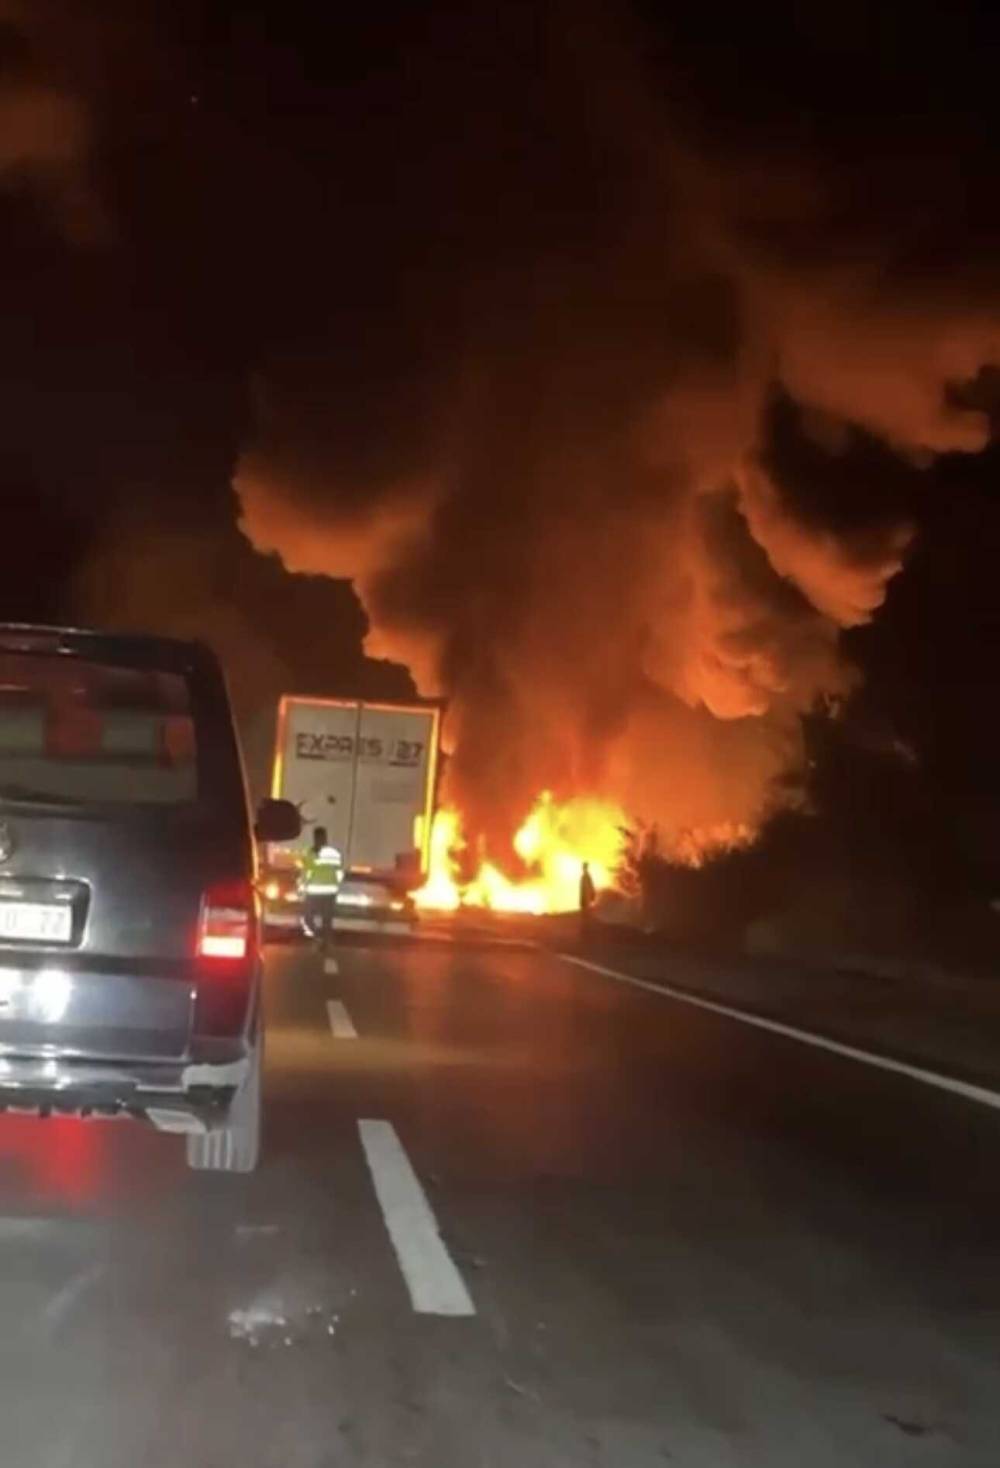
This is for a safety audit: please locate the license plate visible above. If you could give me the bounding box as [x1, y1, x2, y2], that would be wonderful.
[0, 901, 72, 943]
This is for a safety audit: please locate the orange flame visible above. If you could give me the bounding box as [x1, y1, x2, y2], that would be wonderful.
[414, 791, 627, 915]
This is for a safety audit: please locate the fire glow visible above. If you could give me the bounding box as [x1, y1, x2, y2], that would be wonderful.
[414, 792, 627, 916]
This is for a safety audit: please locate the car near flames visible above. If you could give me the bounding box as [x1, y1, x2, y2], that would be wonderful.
[0, 624, 299, 1172]
[257, 860, 416, 940]
[258, 863, 304, 938]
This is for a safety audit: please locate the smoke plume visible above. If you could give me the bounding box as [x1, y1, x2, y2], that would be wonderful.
[236, 2, 1000, 857]
[0, 1, 101, 239]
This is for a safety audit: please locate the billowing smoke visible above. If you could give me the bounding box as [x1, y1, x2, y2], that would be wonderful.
[236, 3, 1000, 857]
[0, 1, 101, 238]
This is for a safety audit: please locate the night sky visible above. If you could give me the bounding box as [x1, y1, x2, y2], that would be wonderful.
[2, 1, 999, 852]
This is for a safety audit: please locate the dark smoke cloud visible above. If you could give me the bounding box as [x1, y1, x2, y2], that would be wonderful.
[0, 1, 102, 239]
[235, 1, 999, 852]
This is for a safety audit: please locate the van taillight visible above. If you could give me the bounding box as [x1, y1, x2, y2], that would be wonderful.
[198, 880, 255, 961]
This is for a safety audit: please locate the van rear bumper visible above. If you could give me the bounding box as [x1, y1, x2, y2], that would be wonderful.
[0, 1039, 250, 1125]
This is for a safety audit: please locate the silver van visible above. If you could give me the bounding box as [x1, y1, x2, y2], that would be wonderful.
[0, 625, 298, 1172]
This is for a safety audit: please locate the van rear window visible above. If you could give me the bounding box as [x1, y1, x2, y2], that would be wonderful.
[0, 653, 199, 807]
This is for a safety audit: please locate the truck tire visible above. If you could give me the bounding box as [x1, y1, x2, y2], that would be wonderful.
[186, 1034, 262, 1174]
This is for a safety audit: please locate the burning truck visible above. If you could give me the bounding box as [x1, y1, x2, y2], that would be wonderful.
[259, 691, 628, 933]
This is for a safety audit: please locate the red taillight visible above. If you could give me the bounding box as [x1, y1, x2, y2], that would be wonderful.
[197, 880, 255, 962]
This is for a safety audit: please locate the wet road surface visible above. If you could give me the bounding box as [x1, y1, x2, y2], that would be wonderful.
[2, 935, 1000, 1467]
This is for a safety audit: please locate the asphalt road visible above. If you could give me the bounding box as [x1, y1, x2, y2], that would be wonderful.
[2, 933, 1000, 1467]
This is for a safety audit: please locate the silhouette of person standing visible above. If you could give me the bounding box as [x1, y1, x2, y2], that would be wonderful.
[579, 860, 596, 943]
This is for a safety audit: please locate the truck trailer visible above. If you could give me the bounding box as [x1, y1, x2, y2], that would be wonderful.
[261, 694, 441, 934]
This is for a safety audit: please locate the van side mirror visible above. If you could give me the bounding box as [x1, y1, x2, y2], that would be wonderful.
[255, 798, 301, 844]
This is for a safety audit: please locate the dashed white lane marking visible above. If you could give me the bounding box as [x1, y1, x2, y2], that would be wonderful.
[358, 1119, 475, 1317]
[323, 956, 340, 976]
[43, 1263, 105, 1328]
[326, 999, 358, 1039]
[561, 954, 1000, 1114]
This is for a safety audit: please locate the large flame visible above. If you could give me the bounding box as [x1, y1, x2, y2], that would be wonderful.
[415, 792, 627, 916]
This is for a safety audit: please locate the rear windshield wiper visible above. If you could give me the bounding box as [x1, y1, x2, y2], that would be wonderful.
[0, 783, 86, 807]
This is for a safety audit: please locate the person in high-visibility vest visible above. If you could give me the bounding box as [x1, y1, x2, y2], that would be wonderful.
[299, 825, 344, 949]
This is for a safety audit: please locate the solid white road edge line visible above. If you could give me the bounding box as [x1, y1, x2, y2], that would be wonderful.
[358, 1119, 476, 1317]
[560, 953, 1000, 1114]
[323, 956, 339, 976]
[326, 999, 358, 1039]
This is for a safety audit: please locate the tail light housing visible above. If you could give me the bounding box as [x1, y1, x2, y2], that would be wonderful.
[197, 880, 256, 962]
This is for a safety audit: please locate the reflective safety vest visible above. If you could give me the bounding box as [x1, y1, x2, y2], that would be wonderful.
[300, 845, 345, 895]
